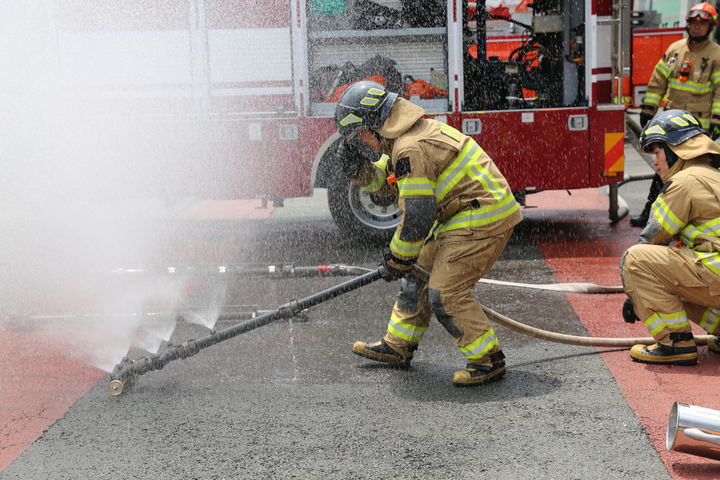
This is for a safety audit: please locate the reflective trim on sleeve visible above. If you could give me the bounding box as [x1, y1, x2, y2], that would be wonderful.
[713, 102, 720, 114]
[679, 217, 720, 247]
[459, 328, 499, 360]
[656, 59, 672, 78]
[390, 231, 424, 258]
[699, 307, 720, 335]
[387, 313, 427, 342]
[398, 177, 435, 197]
[643, 310, 691, 336]
[712, 71, 720, 85]
[652, 196, 683, 235]
[644, 92, 663, 106]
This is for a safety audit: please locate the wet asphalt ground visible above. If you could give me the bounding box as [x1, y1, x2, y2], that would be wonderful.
[0, 143, 669, 479]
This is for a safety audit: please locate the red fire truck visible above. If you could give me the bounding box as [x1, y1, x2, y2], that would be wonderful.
[1, 0, 632, 240]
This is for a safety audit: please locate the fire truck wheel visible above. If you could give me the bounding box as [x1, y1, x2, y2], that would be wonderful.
[327, 177, 400, 243]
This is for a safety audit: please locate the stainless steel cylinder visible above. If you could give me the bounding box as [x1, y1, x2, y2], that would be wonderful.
[667, 402, 720, 461]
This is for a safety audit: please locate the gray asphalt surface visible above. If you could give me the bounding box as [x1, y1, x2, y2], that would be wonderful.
[1, 144, 669, 479]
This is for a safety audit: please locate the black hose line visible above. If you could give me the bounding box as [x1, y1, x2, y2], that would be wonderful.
[109, 268, 384, 388]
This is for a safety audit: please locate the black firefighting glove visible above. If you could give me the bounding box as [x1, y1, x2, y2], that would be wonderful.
[380, 250, 413, 282]
[335, 140, 364, 179]
[622, 297, 639, 324]
[710, 123, 720, 141]
[639, 111, 653, 129]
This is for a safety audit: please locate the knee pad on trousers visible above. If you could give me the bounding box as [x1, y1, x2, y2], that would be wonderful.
[396, 273, 426, 313]
[429, 288, 462, 338]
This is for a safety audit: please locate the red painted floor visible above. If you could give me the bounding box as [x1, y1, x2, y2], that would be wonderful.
[0, 327, 104, 471]
[530, 189, 720, 479]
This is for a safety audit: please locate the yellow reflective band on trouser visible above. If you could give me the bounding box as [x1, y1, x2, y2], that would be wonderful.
[643, 310, 691, 337]
[652, 196, 683, 235]
[387, 313, 427, 342]
[435, 194, 519, 234]
[390, 231, 424, 258]
[656, 60, 671, 78]
[679, 217, 720, 247]
[398, 177, 435, 197]
[699, 307, 720, 334]
[435, 141, 482, 201]
[460, 328, 499, 360]
[643, 92, 662, 106]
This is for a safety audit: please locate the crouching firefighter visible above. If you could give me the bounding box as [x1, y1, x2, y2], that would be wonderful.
[333, 81, 523, 386]
[621, 109, 720, 365]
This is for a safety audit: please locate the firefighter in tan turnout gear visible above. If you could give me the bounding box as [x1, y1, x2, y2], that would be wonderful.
[333, 81, 522, 386]
[621, 109, 720, 365]
[632, 2, 720, 228]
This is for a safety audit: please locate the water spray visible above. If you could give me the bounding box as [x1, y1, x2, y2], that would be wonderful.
[107, 267, 384, 395]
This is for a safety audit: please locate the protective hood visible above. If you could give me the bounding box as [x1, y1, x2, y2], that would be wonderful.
[375, 97, 426, 139]
[664, 134, 720, 181]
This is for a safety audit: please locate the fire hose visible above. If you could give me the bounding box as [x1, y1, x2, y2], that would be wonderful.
[106, 264, 712, 396]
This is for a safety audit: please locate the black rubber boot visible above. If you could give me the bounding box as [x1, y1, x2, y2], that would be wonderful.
[630, 333, 697, 366]
[352, 339, 416, 368]
[453, 350, 506, 387]
[630, 174, 663, 228]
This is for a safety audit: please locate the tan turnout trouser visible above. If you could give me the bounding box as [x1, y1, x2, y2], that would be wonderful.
[384, 228, 513, 364]
[621, 244, 720, 347]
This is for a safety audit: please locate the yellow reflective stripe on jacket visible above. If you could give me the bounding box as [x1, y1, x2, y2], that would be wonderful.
[668, 78, 714, 94]
[655, 59, 672, 78]
[644, 92, 662, 106]
[435, 194, 519, 234]
[679, 217, 720, 247]
[652, 196, 683, 235]
[459, 328, 499, 360]
[713, 71, 720, 85]
[398, 177, 435, 197]
[390, 231, 424, 258]
[713, 102, 720, 115]
[697, 251, 720, 276]
[434, 141, 482, 202]
[360, 155, 389, 193]
[699, 307, 720, 334]
[643, 310, 691, 336]
[387, 313, 427, 342]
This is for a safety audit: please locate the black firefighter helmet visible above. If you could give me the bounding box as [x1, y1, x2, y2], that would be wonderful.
[334, 81, 398, 138]
[639, 109, 708, 154]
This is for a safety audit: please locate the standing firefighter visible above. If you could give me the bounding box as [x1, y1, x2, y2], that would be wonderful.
[621, 109, 720, 365]
[632, 2, 720, 228]
[333, 81, 522, 386]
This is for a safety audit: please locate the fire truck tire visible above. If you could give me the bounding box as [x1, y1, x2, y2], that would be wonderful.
[327, 175, 400, 243]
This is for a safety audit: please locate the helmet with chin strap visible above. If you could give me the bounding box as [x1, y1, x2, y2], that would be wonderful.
[334, 81, 398, 139]
[639, 109, 708, 168]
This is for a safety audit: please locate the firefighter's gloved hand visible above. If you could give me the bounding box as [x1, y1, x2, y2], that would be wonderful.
[336, 140, 364, 179]
[710, 123, 720, 141]
[380, 250, 413, 282]
[622, 297, 639, 323]
[639, 112, 653, 129]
